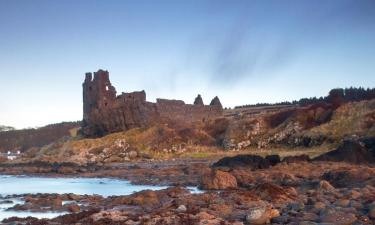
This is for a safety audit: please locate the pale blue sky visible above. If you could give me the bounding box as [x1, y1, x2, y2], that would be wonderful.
[0, 0, 374, 128]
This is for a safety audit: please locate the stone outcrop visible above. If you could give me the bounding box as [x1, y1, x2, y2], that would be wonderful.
[82, 70, 223, 137]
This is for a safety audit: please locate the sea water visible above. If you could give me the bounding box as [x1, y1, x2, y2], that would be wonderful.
[0, 175, 173, 221]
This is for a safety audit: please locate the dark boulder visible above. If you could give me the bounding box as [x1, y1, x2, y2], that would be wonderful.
[212, 155, 271, 170]
[282, 155, 311, 163]
[314, 137, 375, 164]
[265, 155, 281, 166]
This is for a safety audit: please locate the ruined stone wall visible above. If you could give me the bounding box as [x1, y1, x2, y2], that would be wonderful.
[156, 99, 222, 123]
[82, 70, 223, 137]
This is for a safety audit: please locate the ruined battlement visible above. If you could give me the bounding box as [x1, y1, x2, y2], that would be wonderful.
[82, 70, 223, 137]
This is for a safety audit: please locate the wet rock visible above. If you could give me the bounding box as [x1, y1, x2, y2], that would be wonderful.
[66, 203, 80, 213]
[23, 195, 63, 210]
[52, 208, 100, 224]
[200, 169, 237, 190]
[67, 193, 81, 201]
[0, 200, 13, 204]
[130, 190, 159, 206]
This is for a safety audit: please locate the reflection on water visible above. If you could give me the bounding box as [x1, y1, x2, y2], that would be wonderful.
[0, 175, 169, 221]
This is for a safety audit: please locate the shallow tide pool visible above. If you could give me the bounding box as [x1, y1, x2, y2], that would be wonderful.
[0, 175, 169, 197]
[0, 175, 181, 221]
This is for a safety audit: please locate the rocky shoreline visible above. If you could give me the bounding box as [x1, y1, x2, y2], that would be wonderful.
[0, 139, 374, 224]
[0, 157, 374, 224]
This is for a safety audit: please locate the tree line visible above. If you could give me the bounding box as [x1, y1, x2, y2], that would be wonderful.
[235, 87, 375, 109]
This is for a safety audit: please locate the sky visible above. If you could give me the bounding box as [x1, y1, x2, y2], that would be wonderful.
[0, 0, 374, 129]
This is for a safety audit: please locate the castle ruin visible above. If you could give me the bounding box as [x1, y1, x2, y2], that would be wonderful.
[82, 70, 223, 137]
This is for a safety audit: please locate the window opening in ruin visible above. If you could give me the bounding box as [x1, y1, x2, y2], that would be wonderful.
[106, 85, 109, 91]
[89, 86, 92, 91]
[105, 102, 108, 106]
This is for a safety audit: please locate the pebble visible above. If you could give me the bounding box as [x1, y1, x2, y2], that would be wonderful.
[334, 199, 350, 207]
[318, 180, 336, 192]
[176, 204, 187, 213]
[347, 190, 361, 199]
[369, 205, 375, 219]
[349, 200, 363, 210]
[271, 215, 289, 224]
[314, 202, 326, 210]
[245, 206, 279, 225]
[301, 212, 319, 221]
[288, 202, 305, 211]
[319, 212, 357, 225]
[299, 222, 318, 225]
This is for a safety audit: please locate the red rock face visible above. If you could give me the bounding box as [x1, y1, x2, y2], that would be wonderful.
[82, 70, 223, 137]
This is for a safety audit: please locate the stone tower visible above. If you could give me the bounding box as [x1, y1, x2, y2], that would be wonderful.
[82, 69, 117, 123]
[194, 94, 204, 105]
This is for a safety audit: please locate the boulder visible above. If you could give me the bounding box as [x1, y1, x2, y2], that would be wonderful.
[245, 206, 280, 225]
[254, 183, 298, 203]
[200, 169, 237, 190]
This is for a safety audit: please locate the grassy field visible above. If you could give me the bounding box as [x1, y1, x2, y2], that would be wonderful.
[176, 143, 336, 160]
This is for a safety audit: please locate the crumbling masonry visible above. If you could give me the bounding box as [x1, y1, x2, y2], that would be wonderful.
[82, 70, 223, 137]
